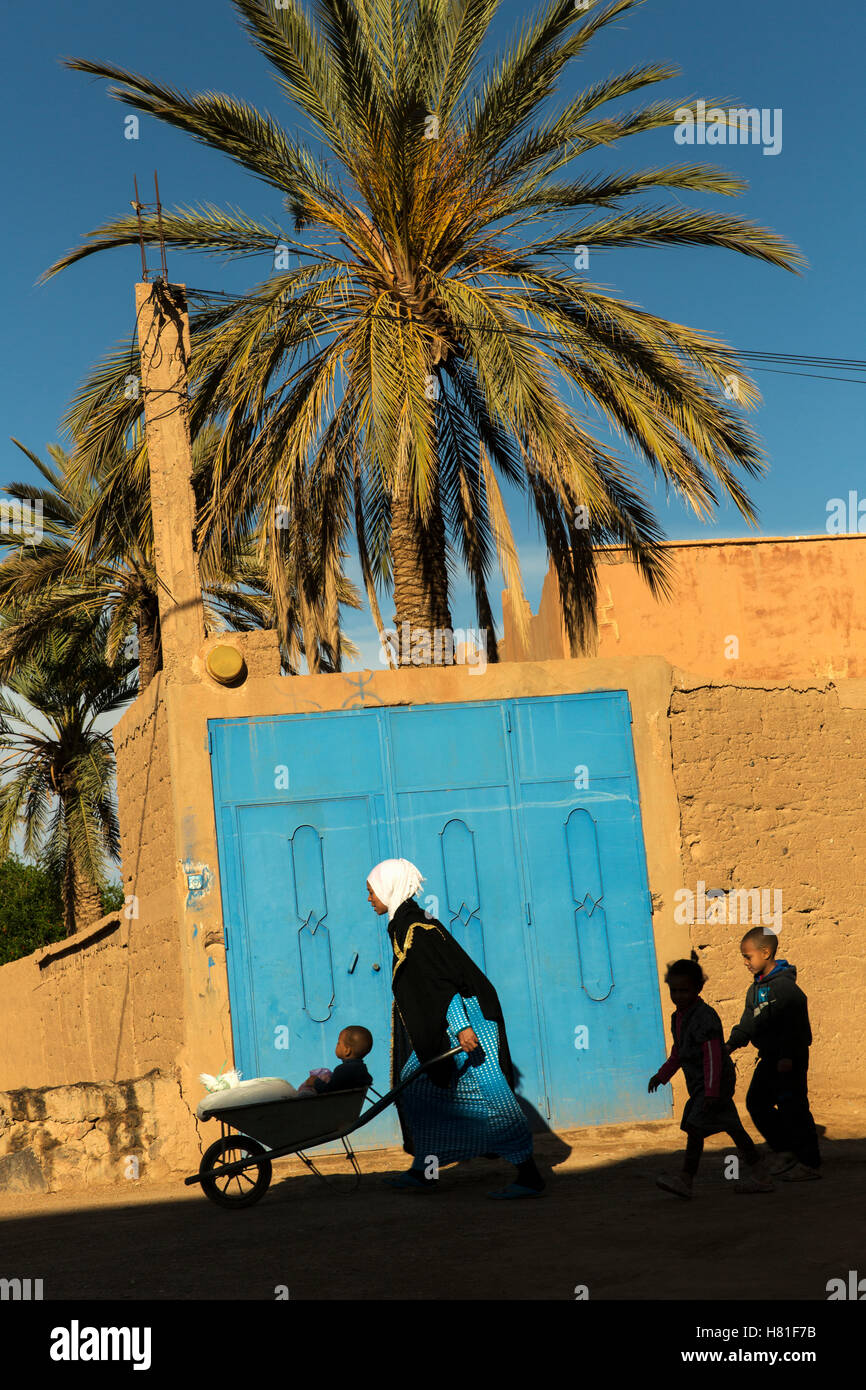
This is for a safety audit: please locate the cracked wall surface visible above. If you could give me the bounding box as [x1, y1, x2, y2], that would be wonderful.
[113, 684, 185, 1077]
[0, 683, 201, 1188]
[0, 1070, 194, 1191]
[668, 681, 866, 1112]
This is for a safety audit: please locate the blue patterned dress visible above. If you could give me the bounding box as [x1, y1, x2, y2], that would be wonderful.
[399, 993, 533, 1164]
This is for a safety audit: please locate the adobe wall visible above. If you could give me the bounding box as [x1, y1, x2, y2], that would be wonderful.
[668, 675, 866, 1115]
[0, 1071, 194, 1193]
[111, 677, 185, 1079]
[0, 682, 198, 1189]
[498, 535, 866, 1119]
[502, 535, 866, 681]
[0, 682, 183, 1095]
[0, 915, 130, 1090]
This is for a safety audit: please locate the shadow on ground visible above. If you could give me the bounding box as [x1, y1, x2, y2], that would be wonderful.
[1, 1124, 863, 1301]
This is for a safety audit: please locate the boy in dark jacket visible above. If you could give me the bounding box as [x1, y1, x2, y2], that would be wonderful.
[726, 928, 820, 1179]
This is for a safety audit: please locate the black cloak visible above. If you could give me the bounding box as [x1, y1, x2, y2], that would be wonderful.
[387, 896, 516, 1153]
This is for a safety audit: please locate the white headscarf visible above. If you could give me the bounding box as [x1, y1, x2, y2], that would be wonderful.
[367, 858, 424, 920]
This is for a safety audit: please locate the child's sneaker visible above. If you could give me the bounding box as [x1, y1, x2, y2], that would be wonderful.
[733, 1171, 775, 1194]
[656, 1173, 693, 1199]
[767, 1151, 797, 1175]
[778, 1162, 821, 1181]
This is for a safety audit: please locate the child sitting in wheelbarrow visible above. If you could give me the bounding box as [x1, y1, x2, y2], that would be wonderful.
[296, 1025, 373, 1096]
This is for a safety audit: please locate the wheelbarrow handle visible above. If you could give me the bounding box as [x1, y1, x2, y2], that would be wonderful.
[415, 1045, 465, 1072]
[336, 1045, 467, 1136]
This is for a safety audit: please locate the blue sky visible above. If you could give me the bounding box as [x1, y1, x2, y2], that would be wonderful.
[3, 0, 864, 670]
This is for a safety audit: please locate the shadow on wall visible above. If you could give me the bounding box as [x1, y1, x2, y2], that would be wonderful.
[513, 1066, 573, 1165]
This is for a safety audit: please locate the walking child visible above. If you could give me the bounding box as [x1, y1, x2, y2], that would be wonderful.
[649, 952, 773, 1197]
[725, 928, 820, 1180]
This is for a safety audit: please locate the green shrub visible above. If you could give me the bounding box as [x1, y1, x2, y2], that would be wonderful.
[0, 859, 124, 965]
[0, 857, 65, 965]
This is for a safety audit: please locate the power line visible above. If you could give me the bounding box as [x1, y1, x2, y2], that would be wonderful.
[182, 284, 866, 385]
[740, 367, 866, 385]
[736, 351, 864, 366]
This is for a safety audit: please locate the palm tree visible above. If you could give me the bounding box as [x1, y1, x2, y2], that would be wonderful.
[44, 0, 805, 661]
[0, 437, 165, 688]
[0, 425, 361, 683]
[0, 615, 136, 934]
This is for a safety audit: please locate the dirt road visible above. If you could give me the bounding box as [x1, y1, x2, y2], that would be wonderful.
[1, 1113, 862, 1301]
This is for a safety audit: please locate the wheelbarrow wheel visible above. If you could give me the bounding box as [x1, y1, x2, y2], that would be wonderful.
[200, 1134, 272, 1209]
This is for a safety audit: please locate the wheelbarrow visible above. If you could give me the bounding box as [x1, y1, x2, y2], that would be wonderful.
[185, 1045, 465, 1208]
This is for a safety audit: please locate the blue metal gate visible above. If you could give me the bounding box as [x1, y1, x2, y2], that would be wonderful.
[209, 691, 669, 1147]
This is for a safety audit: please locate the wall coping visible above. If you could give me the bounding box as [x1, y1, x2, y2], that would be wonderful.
[112, 656, 866, 740]
[598, 532, 866, 553]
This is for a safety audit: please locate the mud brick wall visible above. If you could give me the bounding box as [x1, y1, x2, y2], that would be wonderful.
[669, 682, 866, 1113]
[0, 916, 132, 1092]
[112, 679, 184, 1077]
[0, 680, 184, 1093]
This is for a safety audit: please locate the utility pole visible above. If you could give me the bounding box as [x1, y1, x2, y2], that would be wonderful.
[135, 277, 205, 681]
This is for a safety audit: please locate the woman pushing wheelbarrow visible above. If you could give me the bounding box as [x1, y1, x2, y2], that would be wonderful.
[367, 858, 545, 1199]
[189, 857, 545, 1208]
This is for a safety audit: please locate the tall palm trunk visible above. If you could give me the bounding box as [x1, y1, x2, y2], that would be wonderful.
[298, 585, 322, 674]
[75, 864, 104, 934]
[62, 855, 76, 936]
[62, 855, 102, 935]
[137, 593, 162, 689]
[59, 770, 105, 933]
[390, 477, 452, 665]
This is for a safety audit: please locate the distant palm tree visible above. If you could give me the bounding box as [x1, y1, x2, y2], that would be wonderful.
[0, 426, 360, 683]
[44, 0, 804, 659]
[0, 616, 135, 934]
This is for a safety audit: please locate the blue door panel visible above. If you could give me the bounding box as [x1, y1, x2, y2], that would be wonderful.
[392, 783, 548, 1120]
[387, 702, 510, 789]
[518, 789, 667, 1125]
[234, 795, 398, 1149]
[213, 711, 385, 802]
[513, 691, 634, 781]
[210, 716, 402, 1150]
[511, 693, 667, 1127]
[386, 703, 549, 1118]
[213, 801, 257, 1075]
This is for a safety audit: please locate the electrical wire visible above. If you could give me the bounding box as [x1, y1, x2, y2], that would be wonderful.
[182, 283, 866, 386]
